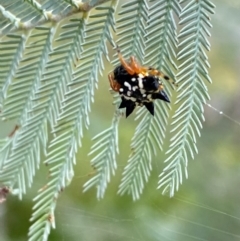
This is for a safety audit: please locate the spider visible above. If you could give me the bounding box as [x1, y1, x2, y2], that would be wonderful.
[108, 47, 172, 117]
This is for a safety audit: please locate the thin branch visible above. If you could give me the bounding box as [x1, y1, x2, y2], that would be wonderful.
[0, 5, 21, 34]
[0, 0, 111, 37]
[25, 0, 47, 15]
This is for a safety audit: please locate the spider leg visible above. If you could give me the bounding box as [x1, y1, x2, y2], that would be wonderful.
[108, 73, 121, 92]
[130, 56, 149, 76]
[148, 68, 165, 78]
[129, 56, 141, 74]
[116, 46, 135, 75]
[148, 68, 178, 87]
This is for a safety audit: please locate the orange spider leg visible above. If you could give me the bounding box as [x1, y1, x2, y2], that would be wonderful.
[148, 68, 178, 87]
[129, 56, 149, 76]
[148, 68, 165, 78]
[108, 73, 121, 92]
[116, 47, 135, 75]
[129, 56, 139, 73]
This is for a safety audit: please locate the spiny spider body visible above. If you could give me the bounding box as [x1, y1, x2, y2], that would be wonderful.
[108, 47, 171, 117]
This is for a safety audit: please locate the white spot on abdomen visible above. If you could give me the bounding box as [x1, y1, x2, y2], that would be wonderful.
[138, 77, 143, 89]
[124, 81, 131, 90]
[123, 96, 131, 100]
[132, 86, 138, 91]
[147, 94, 152, 101]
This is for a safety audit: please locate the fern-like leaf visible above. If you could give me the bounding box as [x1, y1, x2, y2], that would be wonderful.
[3, 27, 53, 121]
[0, 27, 55, 199]
[85, 0, 150, 200]
[83, 99, 122, 199]
[158, 0, 215, 197]
[118, 0, 180, 200]
[0, 1, 54, 35]
[0, 138, 11, 170]
[112, 0, 148, 64]
[27, 16, 87, 241]
[29, 1, 117, 239]
[0, 34, 26, 101]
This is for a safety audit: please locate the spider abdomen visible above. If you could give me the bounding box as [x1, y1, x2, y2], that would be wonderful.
[113, 65, 170, 117]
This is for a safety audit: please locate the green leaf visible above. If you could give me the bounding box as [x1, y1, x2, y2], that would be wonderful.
[158, 0, 215, 197]
[29, 1, 118, 239]
[118, 0, 180, 200]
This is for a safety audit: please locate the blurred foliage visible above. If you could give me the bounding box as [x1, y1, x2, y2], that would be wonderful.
[1, 0, 240, 241]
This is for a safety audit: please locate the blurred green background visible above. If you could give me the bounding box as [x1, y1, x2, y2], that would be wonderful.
[1, 0, 240, 240]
